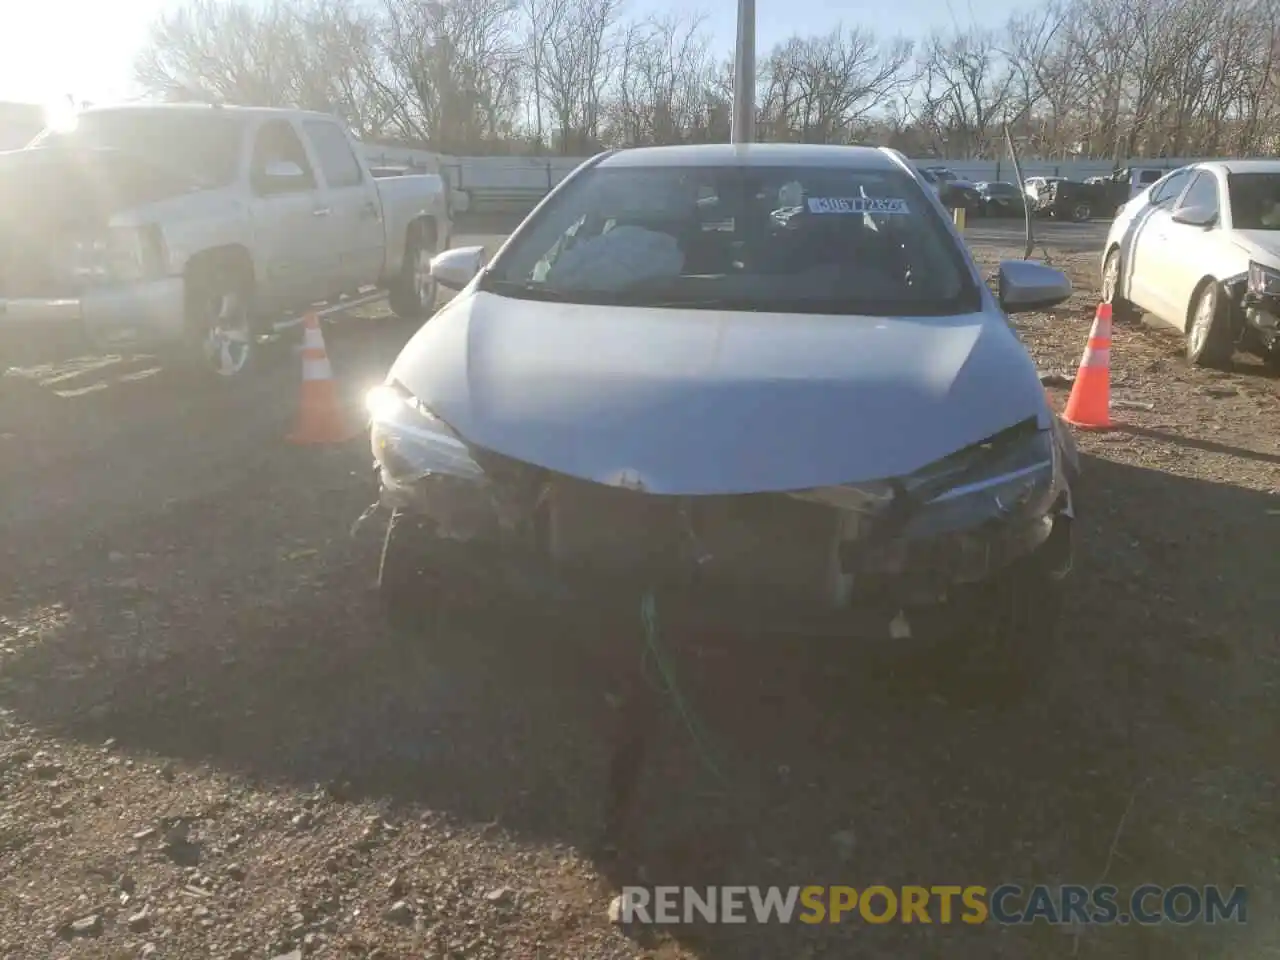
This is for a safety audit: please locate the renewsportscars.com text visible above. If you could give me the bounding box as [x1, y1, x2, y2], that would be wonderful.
[615, 884, 1248, 925]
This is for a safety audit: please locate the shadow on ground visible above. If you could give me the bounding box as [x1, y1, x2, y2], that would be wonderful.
[1, 447, 1276, 958]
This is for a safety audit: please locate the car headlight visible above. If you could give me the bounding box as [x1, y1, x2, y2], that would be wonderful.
[907, 425, 1056, 534]
[366, 383, 485, 482]
[1247, 261, 1280, 297]
[796, 421, 1058, 537]
[71, 225, 168, 283]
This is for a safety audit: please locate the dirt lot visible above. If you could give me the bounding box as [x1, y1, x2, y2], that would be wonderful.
[1, 223, 1278, 960]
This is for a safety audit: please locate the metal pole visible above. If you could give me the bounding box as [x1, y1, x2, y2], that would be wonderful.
[731, 0, 756, 144]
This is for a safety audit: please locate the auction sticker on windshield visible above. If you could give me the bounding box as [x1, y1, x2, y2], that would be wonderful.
[807, 197, 910, 215]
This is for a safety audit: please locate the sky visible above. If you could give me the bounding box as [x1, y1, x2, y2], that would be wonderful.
[0, 0, 1030, 109]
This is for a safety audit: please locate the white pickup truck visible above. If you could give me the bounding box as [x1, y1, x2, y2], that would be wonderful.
[0, 103, 452, 378]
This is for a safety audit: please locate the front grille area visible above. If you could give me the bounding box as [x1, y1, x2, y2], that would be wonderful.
[0, 231, 77, 298]
[544, 477, 840, 600]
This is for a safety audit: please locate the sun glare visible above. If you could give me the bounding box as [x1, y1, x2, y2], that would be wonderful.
[43, 97, 80, 133]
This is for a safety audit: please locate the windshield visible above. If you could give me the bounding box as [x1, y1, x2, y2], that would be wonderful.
[1228, 173, 1280, 230]
[29, 110, 246, 188]
[483, 164, 979, 316]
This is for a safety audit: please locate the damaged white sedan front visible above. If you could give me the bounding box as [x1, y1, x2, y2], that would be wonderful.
[366, 143, 1078, 692]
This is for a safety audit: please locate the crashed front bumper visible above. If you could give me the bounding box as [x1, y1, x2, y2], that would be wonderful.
[375, 462, 1074, 621]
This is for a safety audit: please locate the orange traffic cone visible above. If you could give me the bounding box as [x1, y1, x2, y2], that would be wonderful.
[1062, 302, 1114, 429]
[286, 313, 361, 445]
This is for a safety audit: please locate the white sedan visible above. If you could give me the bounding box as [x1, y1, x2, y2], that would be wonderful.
[368, 143, 1080, 698]
[1101, 160, 1280, 368]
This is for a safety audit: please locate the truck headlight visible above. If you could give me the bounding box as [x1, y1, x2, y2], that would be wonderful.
[71, 225, 167, 283]
[1248, 261, 1280, 297]
[367, 383, 485, 482]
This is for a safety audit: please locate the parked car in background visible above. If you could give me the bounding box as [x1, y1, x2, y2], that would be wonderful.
[1031, 179, 1101, 221]
[1022, 176, 1066, 208]
[0, 103, 453, 379]
[922, 165, 977, 192]
[1090, 165, 1178, 217]
[1101, 160, 1280, 368]
[370, 143, 1079, 698]
[974, 181, 1027, 218]
[916, 166, 978, 212]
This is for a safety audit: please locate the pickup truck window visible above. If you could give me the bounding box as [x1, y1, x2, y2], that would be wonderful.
[30, 109, 244, 188]
[302, 120, 364, 189]
[250, 120, 317, 195]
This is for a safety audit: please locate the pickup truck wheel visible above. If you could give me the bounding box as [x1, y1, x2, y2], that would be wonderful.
[389, 222, 437, 321]
[1186, 280, 1234, 368]
[1071, 201, 1092, 222]
[182, 260, 256, 380]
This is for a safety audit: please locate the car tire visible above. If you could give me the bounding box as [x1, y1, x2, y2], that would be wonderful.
[1100, 247, 1140, 323]
[388, 219, 438, 321]
[1186, 280, 1234, 368]
[1072, 201, 1092, 222]
[177, 256, 258, 381]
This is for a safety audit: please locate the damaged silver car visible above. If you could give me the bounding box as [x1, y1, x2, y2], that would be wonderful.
[366, 144, 1078, 690]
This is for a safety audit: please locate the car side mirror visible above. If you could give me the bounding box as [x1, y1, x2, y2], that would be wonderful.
[1171, 205, 1217, 228]
[997, 259, 1072, 314]
[430, 245, 485, 291]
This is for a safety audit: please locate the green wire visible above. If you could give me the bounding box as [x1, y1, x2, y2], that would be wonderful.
[639, 589, 728, 787]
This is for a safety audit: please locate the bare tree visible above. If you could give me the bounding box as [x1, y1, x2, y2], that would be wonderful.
[606, 14, 716, 146]
[131, 0, 1280, 161]
[758, 27, 913, 143]
[917, 27, 1013, 157]
[378, 0, 523, 151]
[539, 0, 623, 153]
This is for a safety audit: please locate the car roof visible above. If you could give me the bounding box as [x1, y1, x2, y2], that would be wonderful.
[1196, 159, 1280, 175]
[73, 103, 340, 124]
[595, 143, 901, 171]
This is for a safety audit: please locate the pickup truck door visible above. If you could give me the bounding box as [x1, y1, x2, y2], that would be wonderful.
[246, 118, 334, 311]
[300, 119, 386, 291]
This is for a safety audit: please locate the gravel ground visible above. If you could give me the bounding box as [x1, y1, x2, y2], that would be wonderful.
[1, 224, 1278, 960]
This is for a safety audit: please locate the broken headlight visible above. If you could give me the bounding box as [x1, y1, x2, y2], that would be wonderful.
[794, 420, 1058, 537]
[367, 383, 485, 482]
[1247, 261, 1280, 297]
[904, 423, 1057, 534]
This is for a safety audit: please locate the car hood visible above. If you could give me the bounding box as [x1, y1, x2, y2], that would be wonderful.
[388, 291, 1051, 494]
[1231, 230, 1280, 264]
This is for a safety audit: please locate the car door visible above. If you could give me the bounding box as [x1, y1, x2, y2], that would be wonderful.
[246, 118, 332, 312]
[301, 118, 385, 292]
[1125, 167, 1194, 318]
[1162, 171, 1224, 329]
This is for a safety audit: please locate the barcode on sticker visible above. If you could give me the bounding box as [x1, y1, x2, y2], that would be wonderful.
[806, 197, 910, 215]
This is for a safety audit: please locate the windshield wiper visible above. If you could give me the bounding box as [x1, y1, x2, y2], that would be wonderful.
[481, 278, 585, 302]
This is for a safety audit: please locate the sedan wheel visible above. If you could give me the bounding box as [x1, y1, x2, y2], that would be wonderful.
[1186, 281, 1233, 368]
[1101, 248, 1138, 323]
